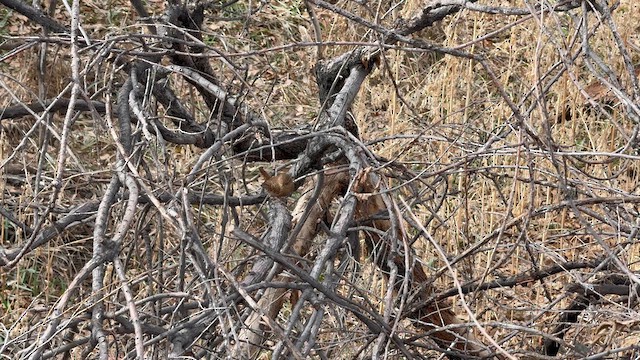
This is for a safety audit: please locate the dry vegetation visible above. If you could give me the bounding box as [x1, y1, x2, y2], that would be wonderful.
[1, 0, 640, 359]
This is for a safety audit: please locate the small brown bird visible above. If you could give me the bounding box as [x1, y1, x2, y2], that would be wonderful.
[259, 167, 295, 198]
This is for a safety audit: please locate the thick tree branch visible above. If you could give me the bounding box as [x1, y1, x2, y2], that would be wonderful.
[0, 0, 68, 33]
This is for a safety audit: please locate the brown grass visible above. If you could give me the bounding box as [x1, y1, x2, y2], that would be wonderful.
[1, 0, 640, 358]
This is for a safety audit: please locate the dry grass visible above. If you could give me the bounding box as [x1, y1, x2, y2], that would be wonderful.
[1, 0, 640, 358]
